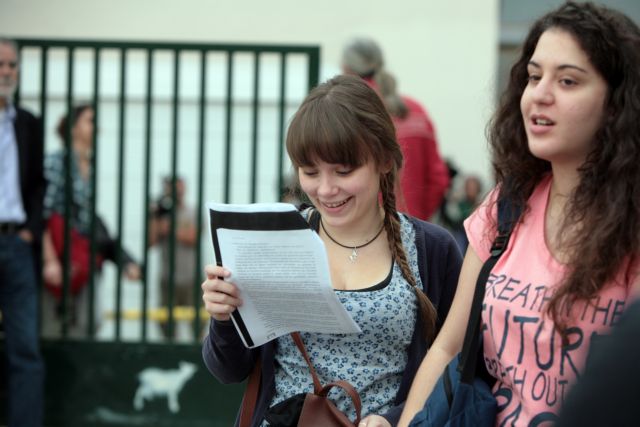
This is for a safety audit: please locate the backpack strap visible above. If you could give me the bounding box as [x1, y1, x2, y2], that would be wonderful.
[458, 195, 522, 383]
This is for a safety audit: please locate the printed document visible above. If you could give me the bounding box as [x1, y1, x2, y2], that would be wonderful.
[207, 202, 361, 348]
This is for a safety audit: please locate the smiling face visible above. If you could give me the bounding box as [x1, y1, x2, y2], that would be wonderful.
[286, 75, 401, 235]
[521, 28, 609, 170]
[298, 159, 381, 229]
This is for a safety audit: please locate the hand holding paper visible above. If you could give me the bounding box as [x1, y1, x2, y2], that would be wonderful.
[206, 202, 362, 348]
[202, 264, 241, 322]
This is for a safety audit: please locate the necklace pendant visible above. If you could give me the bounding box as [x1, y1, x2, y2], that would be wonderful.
[349, 247, 358, 263]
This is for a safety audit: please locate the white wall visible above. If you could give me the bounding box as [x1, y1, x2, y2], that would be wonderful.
[2, 0, 499, 182]
[2, 0, 499, 340]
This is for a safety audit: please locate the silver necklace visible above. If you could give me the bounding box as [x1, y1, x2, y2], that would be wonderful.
[320, 218, 385, 263]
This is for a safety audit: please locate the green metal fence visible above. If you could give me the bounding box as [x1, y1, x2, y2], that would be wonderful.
[0, 38, 320, 427]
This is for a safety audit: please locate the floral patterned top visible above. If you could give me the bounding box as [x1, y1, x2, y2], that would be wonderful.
[266, 214, 420, 423]
[43, 149, 92, 235]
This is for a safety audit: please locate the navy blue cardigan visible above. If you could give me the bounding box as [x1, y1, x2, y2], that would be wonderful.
[202, 216, 462, 426]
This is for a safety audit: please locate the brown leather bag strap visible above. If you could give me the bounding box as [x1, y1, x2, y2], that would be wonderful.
[319, 380, 362, 425]
[292, 332, 362, 424]
[291, 332, 324, 393]
[238, 358, 261, 427]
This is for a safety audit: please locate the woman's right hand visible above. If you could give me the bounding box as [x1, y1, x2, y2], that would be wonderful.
[201, 264, 243, 321]
[43, 258, 63, 286]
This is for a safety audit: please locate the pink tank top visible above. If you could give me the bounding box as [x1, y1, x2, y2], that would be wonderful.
[465, 175, 635, 425]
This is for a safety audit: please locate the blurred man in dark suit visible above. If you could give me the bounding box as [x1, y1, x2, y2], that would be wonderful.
[0, 37, 46, 427]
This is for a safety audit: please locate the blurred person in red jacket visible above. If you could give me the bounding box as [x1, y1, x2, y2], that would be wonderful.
[342, 37, 449, 221]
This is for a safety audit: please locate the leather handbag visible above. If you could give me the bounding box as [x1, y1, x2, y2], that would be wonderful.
[409, 197, 520, 427]
[292, 332, 362, 426]
[239, 332, 362, 427]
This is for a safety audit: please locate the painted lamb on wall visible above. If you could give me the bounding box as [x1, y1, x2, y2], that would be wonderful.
[133, 361, 197, 413]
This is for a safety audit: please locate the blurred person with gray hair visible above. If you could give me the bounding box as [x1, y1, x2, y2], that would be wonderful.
[0, 37, 46, 427]
[342, 37, 450, 221]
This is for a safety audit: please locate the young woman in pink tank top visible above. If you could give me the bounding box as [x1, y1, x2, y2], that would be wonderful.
[399, 3, 640, 427]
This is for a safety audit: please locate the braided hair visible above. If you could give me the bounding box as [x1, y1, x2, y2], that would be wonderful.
[286, 74, 437, 340]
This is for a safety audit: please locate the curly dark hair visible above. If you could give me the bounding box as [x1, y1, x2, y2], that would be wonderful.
[488, 2, 640, 334]
[286, 74, 438, 341]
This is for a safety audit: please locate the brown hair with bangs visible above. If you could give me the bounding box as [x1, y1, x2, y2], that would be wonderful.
[286, 74, 438, 341]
